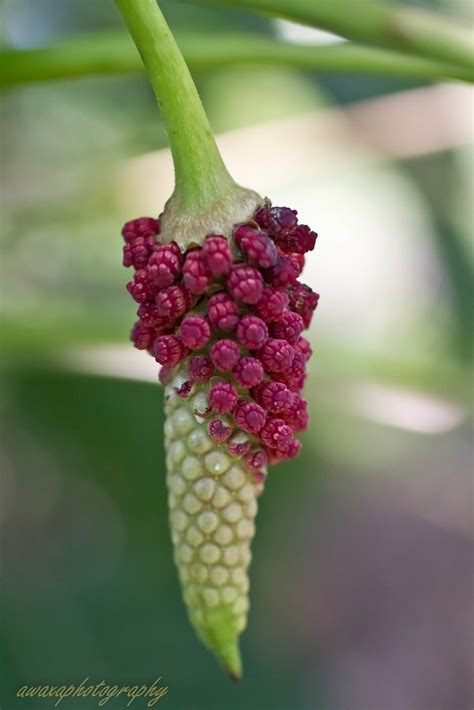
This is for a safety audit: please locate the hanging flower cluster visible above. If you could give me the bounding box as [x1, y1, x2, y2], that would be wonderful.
[121, 201, 319, 676]
[123, 202, 318, 478]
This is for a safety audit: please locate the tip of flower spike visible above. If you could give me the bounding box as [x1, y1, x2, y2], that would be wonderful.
[221, 645, 243, 681]
[228, 667, 243, 682]
[192, 607, 243, 680]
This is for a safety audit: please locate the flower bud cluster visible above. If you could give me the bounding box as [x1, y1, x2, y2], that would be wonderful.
[122, 202, 319, 484]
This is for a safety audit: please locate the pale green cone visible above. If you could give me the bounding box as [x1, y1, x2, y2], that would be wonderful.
[164, 365, 264, 678]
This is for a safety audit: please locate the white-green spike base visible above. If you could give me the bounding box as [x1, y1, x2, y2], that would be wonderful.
[164, 366, 265, 678]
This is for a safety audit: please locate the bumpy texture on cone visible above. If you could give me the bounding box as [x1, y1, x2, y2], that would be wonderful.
[121, 201, 319, 676]
[164, 365, 262, 679]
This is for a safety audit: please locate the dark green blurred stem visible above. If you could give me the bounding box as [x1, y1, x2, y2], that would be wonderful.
[1, 32, 473, 87]
[433, 217, 474, 363]
[402, 154, 473, 364]
[194, 0, 474, 72]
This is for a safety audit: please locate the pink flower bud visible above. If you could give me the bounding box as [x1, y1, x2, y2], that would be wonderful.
[179, 315, 211, 350]
[234, 400, 266, 434]
[290, 351, 306, 378]
[260, 338, 294, 373]
[208, 418, 233, 443]
[154, 334, 187, 367]
[283, 395, 309, 433]
[233, 357, 264, 387]
[202, 235, 232, 276]
[155, 284, 191, 320]
[283, 439, 302, 460]
[148, 242, 182, 288]
[227, 439, 252, 457]
[126, 267, 158, 303]
[210, 339, 240, 372]
[227, 264, 264, 304]
[275, 224, 317, 254]
[288, 282, 320, 328]
[278, 371, 306, 394]
[207, 292, 239, 331]
[123, 234, 155, 269]
[122, 217, 160, 242]
[264, 255, 300, 287]
[183, 248, 213, 294]
[236, 315, 268, 350]
[137, 303, 170, 330]
[255, 205, 298, 234]
[254, 287, 289, 322]
[188, 356, 214, 382]
[208, 382, 238, 413]
[260, 418, 293, 452]
[259, 381, 292, 414]
[271, 311, 305, 344]
[234, 225, 278, 268]
[294, 336, 312, 362]
[245, 449, 268, 474]
[158, 365, 172, 385]
[130, 321, 155, 350]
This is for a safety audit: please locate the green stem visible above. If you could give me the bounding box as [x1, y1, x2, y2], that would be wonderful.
[194, 0, 474, 72]
[1, 31, 473, 87]
[114, 0, 230, 209]
[114, 0, 260, 246]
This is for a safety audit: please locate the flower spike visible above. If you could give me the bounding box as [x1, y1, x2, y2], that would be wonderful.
[116, 0, 319, 682]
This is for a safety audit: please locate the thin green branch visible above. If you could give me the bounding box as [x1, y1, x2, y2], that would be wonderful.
[1, 31, 472, 89]
[112, 0, 260, 251]
[193, 0, 474, 73]
[114, 0, 234, 212]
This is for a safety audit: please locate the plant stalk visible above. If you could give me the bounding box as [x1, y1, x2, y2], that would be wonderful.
[194, 0, 474, 73]
[114, 0, 260, 246]
[1, 32, 473, 87]
[114, 0, 234, 211]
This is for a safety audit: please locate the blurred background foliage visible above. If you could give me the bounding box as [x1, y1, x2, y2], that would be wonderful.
[1, 1, 473, 709]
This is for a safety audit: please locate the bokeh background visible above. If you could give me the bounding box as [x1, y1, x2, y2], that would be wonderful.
[1, 1, 473, 709]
